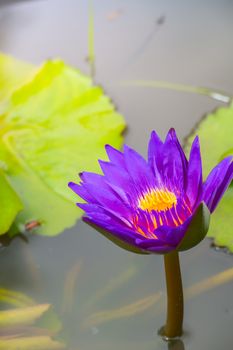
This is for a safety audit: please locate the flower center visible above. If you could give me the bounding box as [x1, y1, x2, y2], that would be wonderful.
[138, 188, 177, 212]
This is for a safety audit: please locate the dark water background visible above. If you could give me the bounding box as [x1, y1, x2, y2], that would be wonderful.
[0, 0, 233, 349]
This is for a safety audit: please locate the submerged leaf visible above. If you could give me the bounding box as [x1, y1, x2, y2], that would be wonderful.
[0, 55, 125, 236]
[85, 266, 137, 309]
[0, 336, 65, 350]
[184, 106, 233, 252]
[83, 292, 162, 327]
[0, 304, 50, 327]
[186, 266, 233, 298]
[62, 260, 82, 314]
[0, 288, 34, 308]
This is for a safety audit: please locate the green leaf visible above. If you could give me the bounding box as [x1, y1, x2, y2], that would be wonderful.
[0, 171, 22, 235]
[207, 187, 233, 251]
[177, 203, 210, 251]
[184, 106, 233, 178]
[184, 105, 233, 252]
[0, 53, 35, 103]
[0, 55, 125, 236]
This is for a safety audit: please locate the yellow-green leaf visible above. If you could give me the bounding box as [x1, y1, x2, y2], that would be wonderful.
[0, 54, 125, 236]
[0, 171, 22, 235]
[184, 105, 233, 252]
[0, 53, 35, 103]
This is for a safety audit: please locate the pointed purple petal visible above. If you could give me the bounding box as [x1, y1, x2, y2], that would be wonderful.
[83, 216, 143, 246]
[78, 202, 133, 228]
[68, 182, 96, 203]
[166, 128, 188, 184]
[124, 144, 155, 192]
[81, 182, 132, 218]
[160, 129, 188, 189]
[98, 160, 132, 202]
[148, 130, 163, 171]
[186, 136, 203, 208]
[105, 144, 125, 168]
[203, 156, 233, 212]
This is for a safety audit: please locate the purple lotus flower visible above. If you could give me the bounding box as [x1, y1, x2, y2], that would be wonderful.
[69, 129, 233, 254]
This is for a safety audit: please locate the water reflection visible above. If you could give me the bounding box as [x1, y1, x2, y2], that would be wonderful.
[0, 285, 65, 349]
[168, 339, 185, 350]
[0, 0, 37, 7]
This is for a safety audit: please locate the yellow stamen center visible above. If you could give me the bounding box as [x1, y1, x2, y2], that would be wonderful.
[138, 188, 177, 212]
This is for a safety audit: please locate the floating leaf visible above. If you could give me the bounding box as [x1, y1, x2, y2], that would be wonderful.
[0, 171, 22, 235]
[0, 53, 35, 103]
[184, 106, 233, 251]
[0, 55, 125, 236]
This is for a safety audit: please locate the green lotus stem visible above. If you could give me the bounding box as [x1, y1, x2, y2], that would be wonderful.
[163, 251, 183, 338]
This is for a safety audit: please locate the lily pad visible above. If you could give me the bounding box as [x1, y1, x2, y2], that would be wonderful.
[184, 105, 233, 252]
[0, 53, 35, 103]
[0, 55, 125, 236]
[0, 171, 22, 235]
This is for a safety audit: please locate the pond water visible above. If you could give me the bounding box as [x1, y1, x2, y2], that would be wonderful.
[0, 0, 233, 349]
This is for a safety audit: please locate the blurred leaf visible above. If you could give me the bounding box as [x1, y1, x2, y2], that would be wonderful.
[184, 106, 233, 252]
[0, 55, 125, 236]
[0, 288, 34, 308]
[0, 171, 22, 235]
[0, 336, 65, 350]
[0, 304, 50, 327]
[36, 309, 62, 335]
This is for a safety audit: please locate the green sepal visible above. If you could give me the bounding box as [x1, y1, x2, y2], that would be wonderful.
[177, 202, 210, 251]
